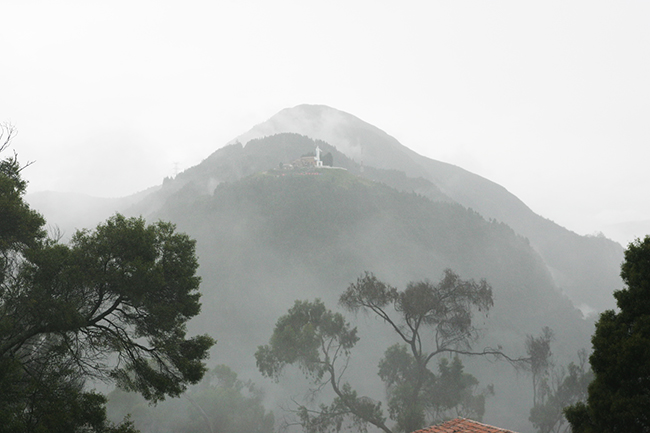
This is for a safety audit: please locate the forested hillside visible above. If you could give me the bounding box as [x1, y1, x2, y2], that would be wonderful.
[231, 105, 624, 313]
[142, 162, 592, 432]
[24, 115, 623, 432]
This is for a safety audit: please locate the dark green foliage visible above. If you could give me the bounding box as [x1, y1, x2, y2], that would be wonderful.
[2, 214, 214, 402]
[0, 133, 214, 432]
[0, 325, 143, 433]
[0, 366, 138, 433]
[0, 153, 45, 251]
[0, 125, 45, 283]
[565, 236, 650, 432]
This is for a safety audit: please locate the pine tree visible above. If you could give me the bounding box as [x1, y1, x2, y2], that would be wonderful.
[565, 236, 650, 432]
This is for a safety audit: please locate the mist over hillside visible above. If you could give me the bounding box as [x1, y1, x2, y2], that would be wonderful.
[26, 186, 160, 240]
[227, 105, 624, 314]
[25, 106, 625, 432]
[145, 135, 593, 431]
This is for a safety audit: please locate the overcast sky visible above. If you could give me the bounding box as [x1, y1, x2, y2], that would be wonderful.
[2, 1, 649, 244]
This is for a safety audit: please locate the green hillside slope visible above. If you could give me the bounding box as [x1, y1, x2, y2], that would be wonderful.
[231, 105, 624, 313]
[151, 166, 591, 432]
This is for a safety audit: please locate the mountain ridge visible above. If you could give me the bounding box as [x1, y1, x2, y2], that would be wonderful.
[23, 107, 624, 431]
[28, 104, 623, 313]
[148, 159, 591, 432]
[225, 104, 624, 313]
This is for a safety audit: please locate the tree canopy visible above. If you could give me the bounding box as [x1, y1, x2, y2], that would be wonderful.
[528, 349, 592, 433]
[0, 127, 214, 432]
[565, 236, 650, 432]
[0, 125, 45, 268]
[256, 270, 513, 433]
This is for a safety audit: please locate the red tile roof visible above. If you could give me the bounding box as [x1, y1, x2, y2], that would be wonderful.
[412, 418, 517, 433]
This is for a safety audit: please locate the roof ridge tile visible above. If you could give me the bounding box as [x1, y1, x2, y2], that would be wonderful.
[411, 418, 518, 433]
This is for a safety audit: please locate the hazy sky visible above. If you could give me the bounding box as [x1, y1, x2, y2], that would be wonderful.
[2, 1, 649, 243]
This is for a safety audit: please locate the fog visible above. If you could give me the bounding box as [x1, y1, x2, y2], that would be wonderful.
[20, 130, 615, 432]
[2, 1, 650, 244]
[2, 2, 648, 432]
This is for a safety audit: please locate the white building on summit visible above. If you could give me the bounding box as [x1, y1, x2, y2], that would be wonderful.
[283, 145, 327, 169]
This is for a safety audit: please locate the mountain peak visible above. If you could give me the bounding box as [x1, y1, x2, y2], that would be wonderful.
[226, 104, 623, 313]
[230, 104, 358, 155]
[229, 104, 423, 177]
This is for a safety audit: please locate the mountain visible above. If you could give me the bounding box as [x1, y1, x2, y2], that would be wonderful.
[25, 186, 160, 240]
[26, 105, 626, 431]
[148, 154, 591, 432]
[228, 104, 624, 313]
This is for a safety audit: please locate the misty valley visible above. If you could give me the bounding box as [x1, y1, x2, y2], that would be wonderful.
[3, 106, 638, 433]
